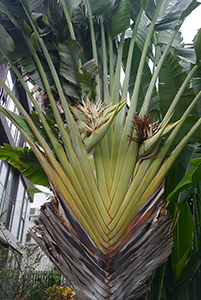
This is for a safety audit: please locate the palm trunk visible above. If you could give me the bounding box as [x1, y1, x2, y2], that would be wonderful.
[30, 183, 173, 300]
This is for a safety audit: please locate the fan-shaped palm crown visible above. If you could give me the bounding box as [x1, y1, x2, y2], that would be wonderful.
[0, 0, 201, 299]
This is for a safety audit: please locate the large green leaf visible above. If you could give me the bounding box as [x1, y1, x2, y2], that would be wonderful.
[153, 29, 184, 68]
[159, 52, 201, 149]
[175, 47, 196, 64]
[63, 0, 82, 19]
[171, 202, 194, 281]
[59, 40, 83, 86]
[192, 64, 201, 99]
[0, 144, 49, 187]
[194, 28, 201, 62]
[0, 0, 26, 30]
[129, 0, 142, 22]
[0, 108, 38, 140]
[82, 59, 99, 77]
[167, 158, 201, 201]
[0, 24, 15, 55]
[155, 0, 195, 31]
[125, 12, 153, 59]
[88, 0, 113, 15]
[29, 0, 45, 11]
[20, 56, 48, 90]
[109, 0, 130, 40]
[62, 81, 81, 99]
[174, 249, 201, 290]
[165, 144, 201, 208]
[0, 24, 15, 65]
[77, 69, 94, 96]
[142, 0, 161, 20]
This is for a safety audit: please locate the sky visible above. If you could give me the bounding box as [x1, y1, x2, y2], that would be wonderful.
[31, 185, 52, 207]
[181, 3, 201, 43]
[31, 3, 201, 208]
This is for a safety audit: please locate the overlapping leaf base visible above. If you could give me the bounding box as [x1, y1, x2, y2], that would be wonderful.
[30, 184, 173, 300]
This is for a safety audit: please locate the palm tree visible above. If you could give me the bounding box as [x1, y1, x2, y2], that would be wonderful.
[0, 0, 201, 299]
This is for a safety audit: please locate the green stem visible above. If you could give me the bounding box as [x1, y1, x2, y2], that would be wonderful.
[60, 0, 76, 40]
[0, 75, 67, 173]
[158, 262, 166, 300]
[110, 33, 126, 161]
[159, 88, 201, 165]
[18, 12, 111, 228]
[162, 63, 200, 126]
[85, 0, 100, 100]
[108, 28, 114, 101]
[111, 32, 125, 141]
[111, 32, 125, 105]
[197, 183, 201, 247]
[155, 118, 201, 194]
[125, 0, 164, 135]
[111, 109, 201, 234]
[100, 16, 109, 105]
[152, 0, 169, 73]
[140, 88, 201, 190]
[122, 7, 143, 101]
[60, 0, 82, 71]
[20, 5, 90, 172]
[16, 62, 79, 172]
[23, 34, 73, 155]
[140, 27, 180, 117]
[0, 81, 110, 247]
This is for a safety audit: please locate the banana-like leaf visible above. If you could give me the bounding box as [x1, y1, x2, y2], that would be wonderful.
[0, 0, 26, 30]
[88, 0, 113, 15]
[83, 58, 100, 77]
[171, 203, 194, 281]
[167, 158, 201, 201]
[192, 64, 201, 97]
[77, 69, 95, 96]
[20, 54, 55, 91]
[62, 0, 82, 20]
[129, 0, 142, 22]
[29, 0, 45, 11]
[109, 0, 130, 40]
[0, 24, 15, 57]
[159, 52, 201, 150]
[59, 40, 83, 86]
[154, 0, 194, 30]
[174, 249, 201, 290]
[194, 28, 201, 62]
[27, 186, 44, 195]
[142, 0, 161, 20]
[0, 144, 49, 187]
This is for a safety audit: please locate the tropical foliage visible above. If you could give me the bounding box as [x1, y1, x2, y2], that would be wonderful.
[0, 229, 42, 299]
[0, 0, 201, 299]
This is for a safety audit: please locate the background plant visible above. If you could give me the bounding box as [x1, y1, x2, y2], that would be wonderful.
[0, 239, 42, 300]
[0, 217, 65, 300]
[0, 240, 66, 299]
[28, 268, 64, 300]
[45, 285, 75, 300]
